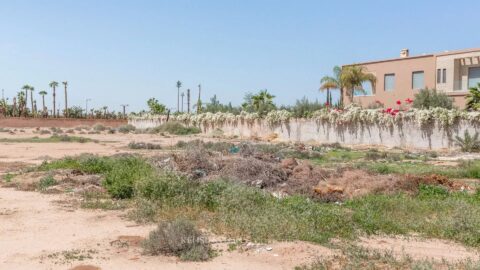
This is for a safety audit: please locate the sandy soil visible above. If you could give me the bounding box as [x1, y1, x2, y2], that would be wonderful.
[360, 236, 479, 262]
[0, 128, 218, 166]
[0, 128, 479, 269]
[0, 187, 333, 270]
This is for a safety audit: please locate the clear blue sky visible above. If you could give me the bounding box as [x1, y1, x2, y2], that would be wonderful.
[1, 0, 479, 112]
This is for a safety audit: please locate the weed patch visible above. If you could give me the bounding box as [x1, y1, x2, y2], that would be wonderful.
[37, 175, 57, 191]
[128, 141, 162, 150]
[149, 122, 201, 135]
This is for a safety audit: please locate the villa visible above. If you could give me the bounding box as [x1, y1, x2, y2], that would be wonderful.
[343, 47, 480, 109]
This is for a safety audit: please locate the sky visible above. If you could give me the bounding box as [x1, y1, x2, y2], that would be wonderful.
[0, 0, 479, 113]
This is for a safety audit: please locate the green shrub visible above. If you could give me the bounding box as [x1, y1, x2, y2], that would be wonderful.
[118, 124, 136, 134]
[150, 122, 201, 135]
[142, 218, 213, 261]
[38, 175, 57, 191]
[466, 83, 480, 111]
[93, 124, 106, 132]
[38, 155, 154, 199]
[455, 130, 480, 152]
[128, 141, 162, 150]
[102, 156, 155, 199]
[412, 88, 453, 109]
[417, 184, 449, 199]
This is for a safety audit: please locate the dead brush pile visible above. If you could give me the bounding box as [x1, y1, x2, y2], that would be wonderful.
[158, 142, 330, 193]
[218, 156, 287, 188]
[314, 171, 475, 202]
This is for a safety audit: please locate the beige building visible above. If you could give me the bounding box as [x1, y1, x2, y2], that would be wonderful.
[343, 48, 480, 109]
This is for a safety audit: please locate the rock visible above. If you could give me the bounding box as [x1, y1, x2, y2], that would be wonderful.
[265, 247, 273, 251]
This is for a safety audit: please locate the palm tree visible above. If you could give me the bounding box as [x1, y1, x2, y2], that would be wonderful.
[49, 81, 59, 117]
[197, 84, 202, 113]
[251, 89, 275, 115]
[340, 66, 376, 102]
[320, 66, 343, 106]
[187, 89, 190, 113]
[176, 81, 182, 112]
[62, 81, 68, 117]
[17, 91, 26, 117]
[39, 90, 48, 115]
[181, 92, 185, 112]
[103, 106, 108, 118]
[29, 86, 35, 117]
[21, 85, 31, 116]
[466, 83, 480, 111]
[320, 66, 343, 104]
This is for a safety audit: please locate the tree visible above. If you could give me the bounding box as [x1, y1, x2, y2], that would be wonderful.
[102, 106, 108, 118]
[197, 84, 202, 114]
[147, 98, 166, 114]
[39, 90, 48, 115]
[181, 92, 185, 112]
[49, 81, 59, 117]
[187, 89, 191, 113]
[17, 91, 26, 117]
[466, 83, 480, 111]
[320, 66, 342, 105]
[62, 81, 68, 117]
[243, 89, 276, 116]
[176, 81, 182, 113]
[21, 85, 31, 116]
[340, 66, 376, 102]
[412, 88, 453, 109]
[29, 86, 35, 117]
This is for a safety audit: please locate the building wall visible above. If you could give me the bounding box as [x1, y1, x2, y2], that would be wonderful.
[435, 51, 480, 93]
[343, 56, 436, 108]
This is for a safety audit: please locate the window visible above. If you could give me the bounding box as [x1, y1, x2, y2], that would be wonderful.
[469, 67, 480, 88]
[437, 69, 441, 84]
[412, 71, 425, 90]
[354, 81, 373, 96]
[384, 74, 395, 91]
[442, 69, 446, 83]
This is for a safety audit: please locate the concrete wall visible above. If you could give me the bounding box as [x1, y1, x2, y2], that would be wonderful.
[0, 117, 127, 128]
[129, 117, 479, 150]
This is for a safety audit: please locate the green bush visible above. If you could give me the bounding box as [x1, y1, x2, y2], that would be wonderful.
[417, 184, 449, 199]
[102, 156, 155, 199]
[93, 124, 106, 132]
[150, 122, 201, 135]
[412, 88, 453, 109]
[142, 218, 213, 261]
[454, 130, 480, 152]
[118, 124, 136, 134]
[38, 175, 57, 191]
[38, 155, 154, 199]
[128, 141, 162, 150]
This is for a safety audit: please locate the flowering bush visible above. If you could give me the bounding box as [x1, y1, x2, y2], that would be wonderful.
[130, 105, 479, 129]
[265, 110, 292, 125]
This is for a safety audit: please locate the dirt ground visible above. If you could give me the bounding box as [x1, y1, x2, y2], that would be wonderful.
[0, 128, 479, 269]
